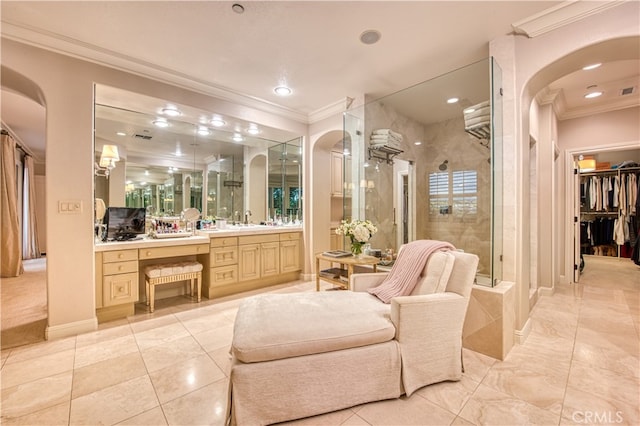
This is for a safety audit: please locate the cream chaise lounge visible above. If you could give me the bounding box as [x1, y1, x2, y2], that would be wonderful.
[227, 245, 479, 425]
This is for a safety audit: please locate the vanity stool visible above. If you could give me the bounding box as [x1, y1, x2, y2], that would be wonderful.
[144, 261, 203, 312]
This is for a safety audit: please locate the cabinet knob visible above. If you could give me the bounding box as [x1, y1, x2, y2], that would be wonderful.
[118, 266, 123, 271]
[118, 253, 123, 259]
[146, 251, 151, 256]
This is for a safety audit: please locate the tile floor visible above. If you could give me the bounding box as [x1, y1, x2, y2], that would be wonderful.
[1, 255, 638, 425]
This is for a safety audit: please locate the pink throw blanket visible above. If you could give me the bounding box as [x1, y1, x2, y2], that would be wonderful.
[368, 240, 455, 303]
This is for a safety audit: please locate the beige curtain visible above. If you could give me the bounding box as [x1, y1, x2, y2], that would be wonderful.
[22, 155, 40, 260]
[1, 132, 24, 277]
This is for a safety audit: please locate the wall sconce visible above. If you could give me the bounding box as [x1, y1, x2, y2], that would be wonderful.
[95, 144, 120, 177]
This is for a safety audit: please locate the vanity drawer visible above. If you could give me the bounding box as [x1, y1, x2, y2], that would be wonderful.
[103, 260, 138, 276]
[139, 244, 209, 260]
[210, 237, 238, 248]
[103, 272, 138, 306]
[103, 249, 138, 263]
[211, 246, 238, 267]
[210, 265, 238, 287]
[238, 234, 279, 245]
[279, 232, 301, 241]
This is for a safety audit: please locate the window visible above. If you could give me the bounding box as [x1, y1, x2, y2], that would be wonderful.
[429, 170, 477, 221]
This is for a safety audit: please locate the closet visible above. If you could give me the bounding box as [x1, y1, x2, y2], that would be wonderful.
[579, 165, 639, 258]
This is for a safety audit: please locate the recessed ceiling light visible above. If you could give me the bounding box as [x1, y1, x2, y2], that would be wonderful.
[211, 117, 226, 127]
[414, 141, 422, 146]
[161, 106, 181, 117]
[247, 124, 260, 135]
[360, 29, 381, 45]
[197, 126, 211, 136]
[447, 97, 459, 104]
[152, 118, 169, 128]
[232, 133, 244, 142]
[232, 3, 244, 14]
[584, 91, 603, 99]
[116, 131, 126, 136]
[582, 63, 602, 71]
[274, 86, 292, 96]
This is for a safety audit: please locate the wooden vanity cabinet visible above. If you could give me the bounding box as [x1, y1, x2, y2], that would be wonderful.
[95, 249, 139, 322]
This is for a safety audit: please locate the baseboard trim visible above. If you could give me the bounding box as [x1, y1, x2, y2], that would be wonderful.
[538, 286, 555, 297]
[514, 317, 532, 345]
[45, 317, 98, 341]
[300, 273, 314, 281]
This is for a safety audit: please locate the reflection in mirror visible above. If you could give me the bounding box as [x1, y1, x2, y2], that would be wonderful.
[268, 138, 303, 225]
[94, 85, 303, 230]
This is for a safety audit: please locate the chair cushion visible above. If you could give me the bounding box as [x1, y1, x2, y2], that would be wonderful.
[232, 292, 394, 363]
[410, 251, 456, 295]
[144, 261, 202, 278]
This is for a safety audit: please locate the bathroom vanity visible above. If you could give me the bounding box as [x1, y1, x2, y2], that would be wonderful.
[197, 225, 303, 299]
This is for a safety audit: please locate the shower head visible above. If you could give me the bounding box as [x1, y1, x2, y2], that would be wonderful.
[438, 160, 448, 171]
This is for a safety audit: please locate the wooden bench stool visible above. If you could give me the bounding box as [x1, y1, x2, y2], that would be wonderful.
[144, 261, 203, 313]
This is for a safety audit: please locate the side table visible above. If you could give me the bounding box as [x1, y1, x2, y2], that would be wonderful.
[315, 252, 379, 291]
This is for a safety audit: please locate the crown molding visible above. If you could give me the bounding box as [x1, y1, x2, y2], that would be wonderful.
[1, 21, 310, 124]
[512, 0, 627, 38]
[307, 98, 352, 124]
[558, 97, 639, 120]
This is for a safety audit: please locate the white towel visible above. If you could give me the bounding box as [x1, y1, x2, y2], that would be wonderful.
[464, 115, 490, 127]
[464, 106, 490, 119]
[372, 129, 403, 140]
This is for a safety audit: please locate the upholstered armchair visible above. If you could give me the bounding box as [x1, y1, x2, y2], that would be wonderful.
[227, 247, 479, 426]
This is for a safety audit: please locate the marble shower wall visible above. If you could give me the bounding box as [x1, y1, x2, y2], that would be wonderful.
[360, 102, 492, 275]
[422, 116, 492, 275]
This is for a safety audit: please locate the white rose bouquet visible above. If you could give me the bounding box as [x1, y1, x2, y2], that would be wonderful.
[335, 219, 378, 255]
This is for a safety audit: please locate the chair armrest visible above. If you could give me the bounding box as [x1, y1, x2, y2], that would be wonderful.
[391, 292, 467, 336]
[390, 292, 469, 395]
[350, 272, 388, 292]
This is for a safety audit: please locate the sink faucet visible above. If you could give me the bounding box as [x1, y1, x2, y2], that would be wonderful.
[244, 210, 252, 225]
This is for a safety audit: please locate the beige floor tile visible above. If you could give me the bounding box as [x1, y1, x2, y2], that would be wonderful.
[208, 345, 233, 376]
[356, 394, 456, 425]
[561, 385, 640, 426]
[480, 357, 567, 414]
[74, 322, 132, 348]
[69, 375, 159, 425]
[574, 324, 639, 357]
[0, 371, 72, 420]
[340, 413, 372, 425]
[0, 348, 75, 389]
[0, 401, 70, 426]
[133, 321, 190, 350]
[278, 408, 356, 425]
[73, 334, 139, 369]
[116, 406, 168, 425]
[160, 379, 229, 426]
[177, 309, 234, 335]
[572, 339, 640, 379]
[192, 323, 235, 352]
[148, 353, 226, 404]
[415, 376, 480, 415]
[567, 360, 639, 409]
[458, 383, 560, 425]
[461, 348, 496, 383]
[4, 336, 76, 364]
[128, 310, 179, 332]
[72, 351, 148, 398]
[140, 334, 206, 373]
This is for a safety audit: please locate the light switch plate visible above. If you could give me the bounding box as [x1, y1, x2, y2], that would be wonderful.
[58, 200, 83, 214]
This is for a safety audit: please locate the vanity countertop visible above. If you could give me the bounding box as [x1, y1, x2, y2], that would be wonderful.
[196, 225, 302, 238]
[95, 235, 210, 252]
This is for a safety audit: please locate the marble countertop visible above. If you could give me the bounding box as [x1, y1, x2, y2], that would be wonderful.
[95, 235, 210, 252]
[196, 225, 302, 238]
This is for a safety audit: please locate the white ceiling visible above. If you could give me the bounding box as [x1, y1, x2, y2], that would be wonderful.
[1, 1, 638, 164]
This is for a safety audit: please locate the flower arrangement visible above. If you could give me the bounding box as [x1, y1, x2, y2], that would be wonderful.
[335, 219, 378, 255]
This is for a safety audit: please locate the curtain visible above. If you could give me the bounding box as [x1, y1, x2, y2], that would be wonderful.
[1, 132, 24, 277]
[22, 155, 40, 259]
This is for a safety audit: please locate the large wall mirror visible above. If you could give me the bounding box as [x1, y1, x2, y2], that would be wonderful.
[94, 85, 302, 227]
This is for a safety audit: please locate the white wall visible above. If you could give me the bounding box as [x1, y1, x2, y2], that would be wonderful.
[491, 1, 639, 334]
